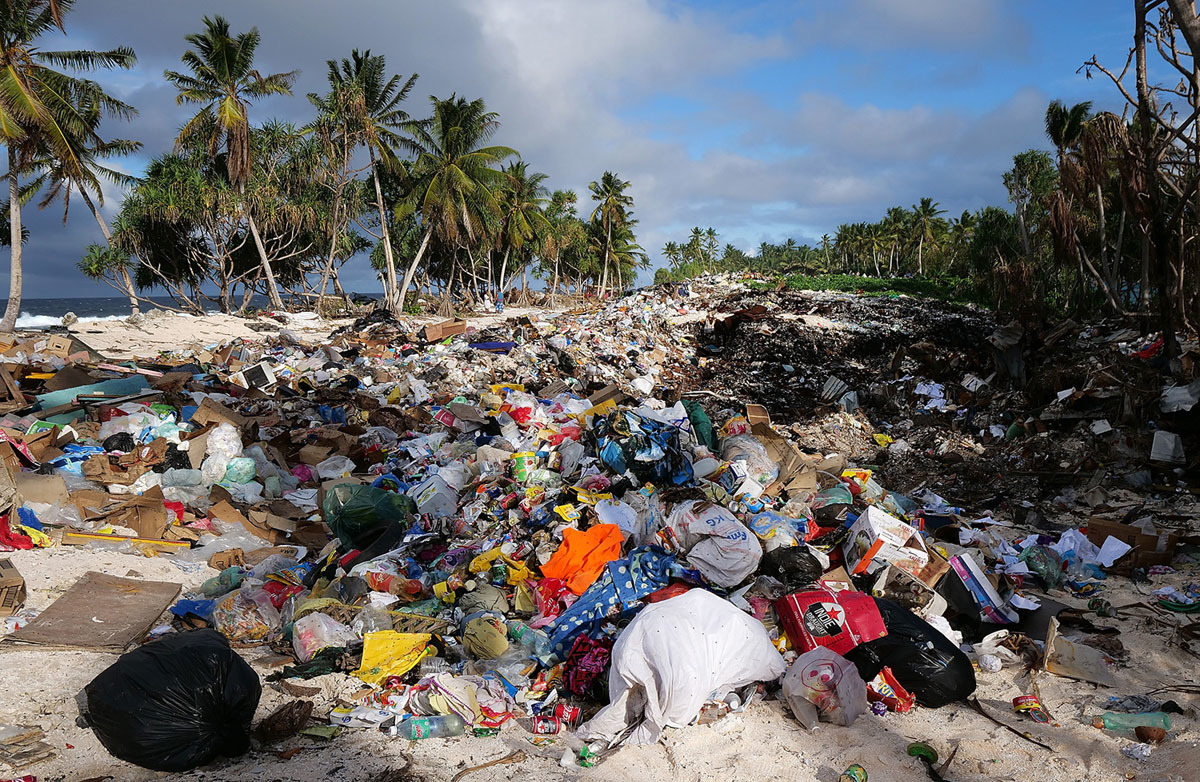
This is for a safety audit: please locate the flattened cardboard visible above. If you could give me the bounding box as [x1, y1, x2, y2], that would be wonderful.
[190, 396, 248, 429]
[12, 471, 68, 506]
[6, 571, 179, 651]
[1044, 617, 1116, 687]
[208, 548, 245, 570]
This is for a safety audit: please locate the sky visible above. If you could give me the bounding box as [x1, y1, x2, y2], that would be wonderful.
[6, 0, 1137, 299]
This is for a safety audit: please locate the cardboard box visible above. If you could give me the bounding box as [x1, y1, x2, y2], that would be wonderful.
[1086, 516, 1179, 569]
[43, 335, 73, 359]
[422, 319, 467, 342]
[774, 588, 887, 655]
[946, 552, 1018, 624]
[0, 558, 25, 617]
[843, 506, 930, 579]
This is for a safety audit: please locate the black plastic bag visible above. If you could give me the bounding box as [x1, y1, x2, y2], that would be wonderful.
[844, 597, 976, 708]
[759, 546, 823, 592]
[84, 629, 262, 772]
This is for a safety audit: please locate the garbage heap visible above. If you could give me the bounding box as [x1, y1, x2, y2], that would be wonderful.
[0, 282, 1195, 776]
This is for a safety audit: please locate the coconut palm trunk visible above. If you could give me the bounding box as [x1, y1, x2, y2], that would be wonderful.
[369, 149, 401, 315]
[0, 148, 23, 333]
[397, 226, 432, 310]
[245, 210, 284, 310]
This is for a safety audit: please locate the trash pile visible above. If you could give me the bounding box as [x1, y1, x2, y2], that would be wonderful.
[0, 280, 1196, 779]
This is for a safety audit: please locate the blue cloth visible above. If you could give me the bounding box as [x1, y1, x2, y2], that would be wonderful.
[547, 546, 686, 659]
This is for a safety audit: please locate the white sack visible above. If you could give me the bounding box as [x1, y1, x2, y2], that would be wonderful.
[578, 589, 784, 745]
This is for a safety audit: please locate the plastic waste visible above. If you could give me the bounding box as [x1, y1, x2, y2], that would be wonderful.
[383, 714, 465, 739]
[293, 612, 357, 663]
[1093, 712, 1173, 732]
[323, 483, 413, 551]
[84, 629, 261, 772]
[782, 647, 869, 729]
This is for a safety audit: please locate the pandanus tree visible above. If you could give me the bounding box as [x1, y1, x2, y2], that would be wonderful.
[165, 15, 296, 309]
[397, 94, 515, 309]
[0, 0, 136, 331]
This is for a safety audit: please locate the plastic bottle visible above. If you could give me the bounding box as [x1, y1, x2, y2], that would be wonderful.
[384, 714, 465, 739]
[507, 620, 552, 658]
[1092, 712, 1173, 731]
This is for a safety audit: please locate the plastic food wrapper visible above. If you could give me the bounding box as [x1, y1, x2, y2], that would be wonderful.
[578, 589, 785, 745]
[84, 629, 261, 772]
[781, 647, 868, 729]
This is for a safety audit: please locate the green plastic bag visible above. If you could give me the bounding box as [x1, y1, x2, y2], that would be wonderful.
[683, 400, 718, 452]
[322, 484, 414, 550]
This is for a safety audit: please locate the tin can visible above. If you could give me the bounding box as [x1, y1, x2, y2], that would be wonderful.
[554, 703, 582, 726]
[1088, 597, 1115, 617]
[1013, 694, 1049, 723]
[531, 715, 562, 735]
[839, 765, 868, 782]
[513, 452, 537, 482]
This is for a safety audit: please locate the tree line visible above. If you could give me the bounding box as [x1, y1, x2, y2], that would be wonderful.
[0, 1, 649, 329]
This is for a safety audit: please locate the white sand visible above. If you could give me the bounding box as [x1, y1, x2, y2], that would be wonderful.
[1, 542, 1196, 782]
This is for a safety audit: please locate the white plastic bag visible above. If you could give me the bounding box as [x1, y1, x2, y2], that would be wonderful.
[579, 589, 785, 745]
[781, 647, 868, 729]
[292, 612, 357, 663]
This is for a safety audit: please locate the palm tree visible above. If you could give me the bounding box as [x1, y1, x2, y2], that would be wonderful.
[397, 94, 515, 308]
[911, 197, 946, 275]
[164, 15, 296, 309]
[589, 171, 633, 295]
[0, 0, 136, 331]
[314, 50, 419, 315]
[495, 160, 549, 298]
[1045, 100, 1093, 167]
[27, 95, 142, 313]
[662, 241, 681, 269]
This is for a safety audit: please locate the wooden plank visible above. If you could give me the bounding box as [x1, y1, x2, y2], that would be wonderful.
[4, 571, 180, 651]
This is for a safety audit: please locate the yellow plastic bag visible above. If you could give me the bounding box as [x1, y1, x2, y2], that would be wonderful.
[353, 631, 434, 686]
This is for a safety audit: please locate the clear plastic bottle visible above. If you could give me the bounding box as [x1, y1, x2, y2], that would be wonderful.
[1093, 712, 1173, 731]
[384, 714, 465, 739]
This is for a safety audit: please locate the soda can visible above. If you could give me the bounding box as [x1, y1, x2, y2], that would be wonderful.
[509, 541, 533, 560]
[473, 726, 500, 737]
[554, 703, 582, 727]
[491, 562, 508, 584]
[839, 765, 868, 782]
[531, 715, 562, 735]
